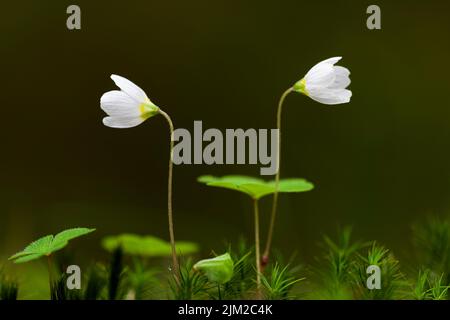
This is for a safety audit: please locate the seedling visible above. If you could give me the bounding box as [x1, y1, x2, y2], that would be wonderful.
[8, 227, 95, 294]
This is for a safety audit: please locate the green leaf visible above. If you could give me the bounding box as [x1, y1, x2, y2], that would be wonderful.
[193, 253, 234, 284]
[101, 234, 199, 257]
[53, 228, 96, 244]
[197, 175, 314, 199]
[269, 178, 315, 193]
[8, 228, 95, 264]
[13, 253, 46, 264]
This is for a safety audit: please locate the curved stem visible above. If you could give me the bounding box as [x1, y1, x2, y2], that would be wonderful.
[159, 109, 179, 280]
[262, 87, 293, 267]
[254, 198, 261, 288]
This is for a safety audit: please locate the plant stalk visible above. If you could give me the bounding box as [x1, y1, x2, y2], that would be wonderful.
[262, 87, 293, 268]
[47, 255, 53, 295]
[254, 198, 261, 288]
[159, 109, 179, 281]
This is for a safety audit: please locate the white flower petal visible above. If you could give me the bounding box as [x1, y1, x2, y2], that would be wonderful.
[315, 56, 342, 66]
[329, 66, 351, 89]
[102, 116, 145, 128]
[307, 87, 352, 105]
[110, 74, 148, 103]
[100, 90, 140, 117]
[305, 57, 342, 78]
[305, 63, 335, 87]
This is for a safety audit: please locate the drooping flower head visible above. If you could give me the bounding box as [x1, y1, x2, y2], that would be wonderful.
[293, 57, 351, 105]
[100, 75, 159, 128]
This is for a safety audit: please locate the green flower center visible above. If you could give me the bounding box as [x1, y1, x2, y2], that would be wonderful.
[293, 78, 309, 96]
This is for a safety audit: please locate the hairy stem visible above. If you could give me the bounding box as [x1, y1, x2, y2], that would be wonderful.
[262, 87, 293, 267]
[254, 198, 261, 288]
[159, 109, 179, 280]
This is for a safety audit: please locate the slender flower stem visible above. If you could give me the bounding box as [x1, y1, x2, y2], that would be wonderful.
[47, 255, 53, 295]
[159, 109, 179, 280]
[254, 198, 261, 288]
[262, 87, 293, 268]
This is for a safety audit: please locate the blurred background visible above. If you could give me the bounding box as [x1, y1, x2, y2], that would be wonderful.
[1, 0, 450, 292]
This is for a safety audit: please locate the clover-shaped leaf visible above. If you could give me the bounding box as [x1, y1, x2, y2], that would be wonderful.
[9, 228, 96, 264]
[197, 175, 314, 200]
[193, 253, 234, 284]
[101, 234, 199, 257]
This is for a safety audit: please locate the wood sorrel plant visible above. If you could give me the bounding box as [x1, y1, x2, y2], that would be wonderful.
[198, 175, 313, 288]
[9, 228, 95, 294]
[263, 57, 352, 266]
[100, 75, 180, 279]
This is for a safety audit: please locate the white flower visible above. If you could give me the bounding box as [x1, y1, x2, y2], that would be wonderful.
[100, 75, 159, 128]
[293, 57, 352, 105]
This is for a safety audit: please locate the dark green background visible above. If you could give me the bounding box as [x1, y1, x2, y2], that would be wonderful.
[1, 0, 450, 267]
